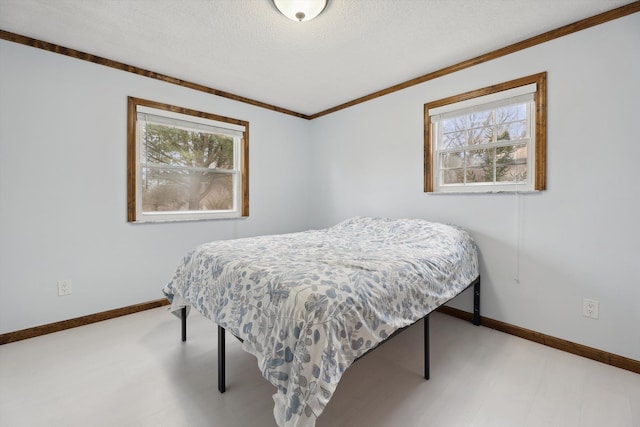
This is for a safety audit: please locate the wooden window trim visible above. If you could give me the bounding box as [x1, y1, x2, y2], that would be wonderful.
[424, 72, 546, 193]
[127, 97, 249, 221]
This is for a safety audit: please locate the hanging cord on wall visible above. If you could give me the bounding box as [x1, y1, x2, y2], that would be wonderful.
[513, 158, 522, 284]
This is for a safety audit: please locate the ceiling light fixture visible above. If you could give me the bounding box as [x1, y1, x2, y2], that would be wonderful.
[272, 0, 328, 22]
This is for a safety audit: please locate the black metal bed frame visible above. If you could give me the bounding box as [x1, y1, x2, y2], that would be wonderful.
[180, 276, 480, 394]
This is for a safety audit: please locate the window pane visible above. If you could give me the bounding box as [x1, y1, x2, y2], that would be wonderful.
[466, 148, 493, 183]
[442, 168, 465, 184]
[442, 111, 492, 132]
[496, 104, 526, 122]
[441, 117, 459, 134]
[441, 152, 465, 184]
[442, 127, 492, 147]
[471, 127, 493, 145]
[441, 111, 493, 147]
[441, 152, 465, 169]
[142, 168, 233, 212]
[496, 144, 528, 182]
[496, 120, 527, 141]
[142, 123, 235, 170]
[496, 164, 527, 182]
[442, 131, 466, 148]
[468, 110, 493, 128]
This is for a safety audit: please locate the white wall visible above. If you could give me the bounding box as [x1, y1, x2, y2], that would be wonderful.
[309, 14, 640, 360]
[1, 14, 639, 361]
[0, 40, 311, 333]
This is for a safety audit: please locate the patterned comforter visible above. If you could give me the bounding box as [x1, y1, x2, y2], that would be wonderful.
[163, 217, 479, 427]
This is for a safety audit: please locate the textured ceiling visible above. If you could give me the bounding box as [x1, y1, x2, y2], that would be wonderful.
[0, 0, 635, 116]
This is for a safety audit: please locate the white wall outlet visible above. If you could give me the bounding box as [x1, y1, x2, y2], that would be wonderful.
[57, 280, 72, 296]
[583, 298, 599, 319]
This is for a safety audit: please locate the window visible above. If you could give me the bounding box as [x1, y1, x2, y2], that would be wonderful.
[127, 97, 249, 222]
[425, 72, 546, 193]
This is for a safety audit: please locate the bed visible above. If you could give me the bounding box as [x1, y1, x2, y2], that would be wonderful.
[163, 216, 480, 427]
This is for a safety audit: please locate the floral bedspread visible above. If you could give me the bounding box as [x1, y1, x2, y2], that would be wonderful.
[163, 217, 479, 427]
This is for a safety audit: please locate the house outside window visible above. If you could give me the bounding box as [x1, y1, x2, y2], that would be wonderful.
[425, 72, 546, 193]
[127, 97, 249, 222]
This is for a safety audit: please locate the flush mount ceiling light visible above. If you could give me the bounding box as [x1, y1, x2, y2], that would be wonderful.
[272, 0, 328, 22]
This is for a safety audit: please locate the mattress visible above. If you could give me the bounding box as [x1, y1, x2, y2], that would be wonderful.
[163, 216, 479, 427]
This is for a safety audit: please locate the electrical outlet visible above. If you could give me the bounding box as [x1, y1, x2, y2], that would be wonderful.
[57, 280, 72, 296]
[583, 298, 599, 319]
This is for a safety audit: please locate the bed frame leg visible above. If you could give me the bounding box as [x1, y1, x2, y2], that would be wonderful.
[473, 278, 481, 326]
[181, 307, 187, 342]
[424, 315, 430, 380]
[218, 326, 226, 393]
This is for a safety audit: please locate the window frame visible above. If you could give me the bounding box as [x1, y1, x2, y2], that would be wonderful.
[424, 72, 546, 193]
[127, 97, 249, 222]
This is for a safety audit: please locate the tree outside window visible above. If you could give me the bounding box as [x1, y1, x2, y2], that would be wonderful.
[127, 97, 249, 222]
[424, 72, 546, 193]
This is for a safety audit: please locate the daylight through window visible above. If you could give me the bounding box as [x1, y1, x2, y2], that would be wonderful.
[424, 73, 546, 193]
[127, 98, 249, 222]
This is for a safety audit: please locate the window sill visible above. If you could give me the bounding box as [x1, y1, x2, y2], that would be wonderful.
[132, 211, 246, 223]
[429, 188, 541, 195]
